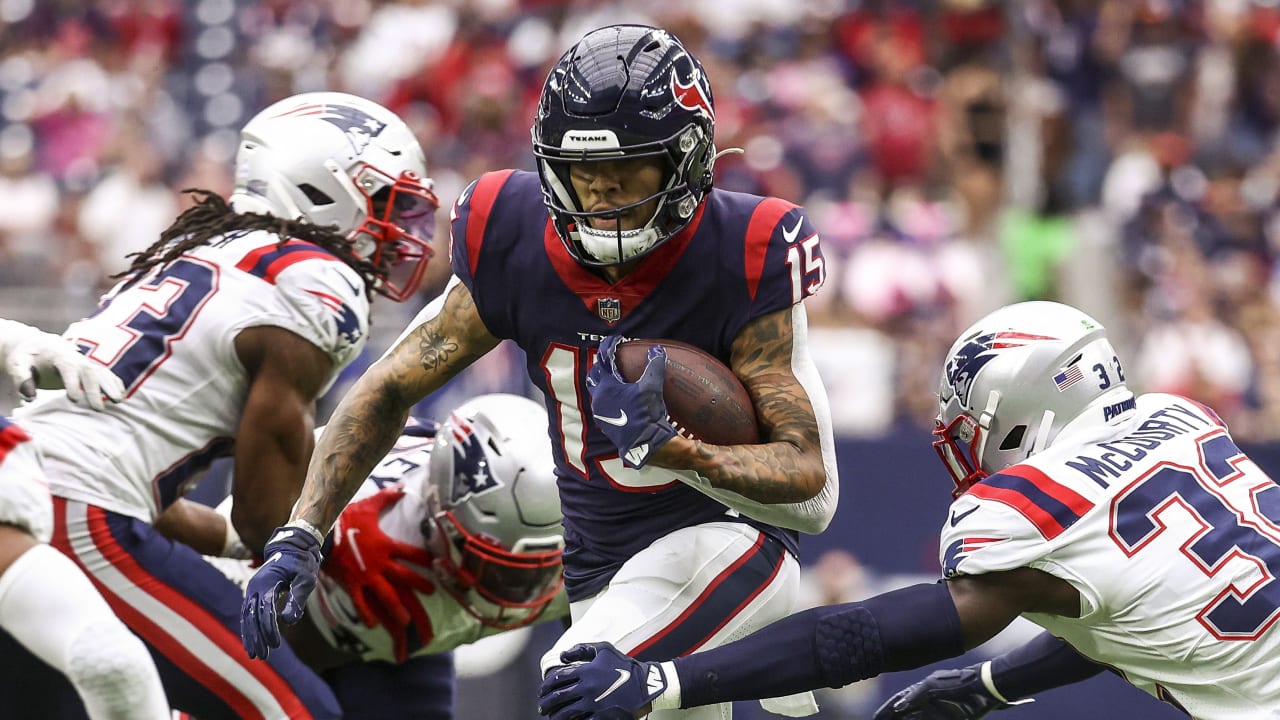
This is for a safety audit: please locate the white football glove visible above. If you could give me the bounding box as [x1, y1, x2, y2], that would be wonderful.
[0, 319, 125, 410]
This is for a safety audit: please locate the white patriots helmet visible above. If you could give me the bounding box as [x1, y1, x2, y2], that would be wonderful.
[423, 393, 563, 629]
[934, 301, 1136, 498]
[230, 91, 439, 301]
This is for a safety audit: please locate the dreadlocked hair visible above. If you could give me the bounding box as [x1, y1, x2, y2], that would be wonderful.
[114, 189, 381, 300]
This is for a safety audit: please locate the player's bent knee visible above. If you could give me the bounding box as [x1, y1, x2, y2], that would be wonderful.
[68, 620, 166, 719]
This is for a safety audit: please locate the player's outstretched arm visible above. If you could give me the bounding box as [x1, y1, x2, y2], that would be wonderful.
[649, 305, 837, 533]
[294, 280, 499, 535]
[538, 568, 1079, 718]
[0, 318, 124, 409]
[242, 280, 498, 659]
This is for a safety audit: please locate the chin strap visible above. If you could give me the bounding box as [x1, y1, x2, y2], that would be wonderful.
[1029, 410, 1057, 457]
[712, 147, 745, 162]
[973, 390, 1002, 470]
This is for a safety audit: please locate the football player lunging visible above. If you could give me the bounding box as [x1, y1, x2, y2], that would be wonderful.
[197, 394, 565, 719]
[537, 301, 1280, 720]
[242, 24, 838, 720]
[0, 320, 168, 719]
[7, 92, 439, 719]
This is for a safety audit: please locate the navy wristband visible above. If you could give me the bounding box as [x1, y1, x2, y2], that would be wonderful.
[989, 632, 1104, 700]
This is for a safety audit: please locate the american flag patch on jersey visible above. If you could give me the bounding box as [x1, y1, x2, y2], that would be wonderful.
[1053, 364, 1084, 391]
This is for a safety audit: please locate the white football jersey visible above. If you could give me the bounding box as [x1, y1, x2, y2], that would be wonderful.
[304, 430, 568, 664]
[941, 393, 1280, 719]
[14, 231, 370, 522]
[0, 417, 52, 542]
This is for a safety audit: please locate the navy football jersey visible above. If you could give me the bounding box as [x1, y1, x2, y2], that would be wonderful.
[450, 170, 825, 600]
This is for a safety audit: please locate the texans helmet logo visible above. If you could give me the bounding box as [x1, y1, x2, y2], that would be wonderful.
[272, 102, 387, 154]
[945, 332, 1056, 406]
[447, 415, 501, 504]
[671, 63, 713, 120]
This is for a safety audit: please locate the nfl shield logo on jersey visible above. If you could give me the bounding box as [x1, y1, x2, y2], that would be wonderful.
[597, 297, 622, 324]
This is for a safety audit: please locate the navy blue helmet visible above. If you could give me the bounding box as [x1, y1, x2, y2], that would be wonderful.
[532, 24, 717, 267]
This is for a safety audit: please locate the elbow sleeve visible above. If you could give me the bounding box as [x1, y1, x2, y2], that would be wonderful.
[675, 582, 964, 707]
[824, 581, 964, 681]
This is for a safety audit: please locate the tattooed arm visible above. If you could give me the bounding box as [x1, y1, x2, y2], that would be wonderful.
[650, 303, 839, 534]
[291, 278, 500, 533]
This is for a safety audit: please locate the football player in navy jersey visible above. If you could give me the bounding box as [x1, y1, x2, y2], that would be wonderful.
[4, 92, 440, 720]
[535, 302, 1280, 720]
[243, 23, 839, 719]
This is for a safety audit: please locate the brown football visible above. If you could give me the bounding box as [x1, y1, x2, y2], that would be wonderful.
[614, 338, 760, 445]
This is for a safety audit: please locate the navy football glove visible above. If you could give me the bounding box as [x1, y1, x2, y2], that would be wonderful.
[873, 664, 1013, 720]
[538, 642, 669, 720]
[241, 522, 323, 660]
[586, 335, 676, 468]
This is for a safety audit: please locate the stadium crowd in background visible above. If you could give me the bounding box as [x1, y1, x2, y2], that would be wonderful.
[4, 0, 1280, 439]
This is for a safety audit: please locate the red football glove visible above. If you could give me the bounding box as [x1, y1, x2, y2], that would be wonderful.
[324, 486, 437, 662]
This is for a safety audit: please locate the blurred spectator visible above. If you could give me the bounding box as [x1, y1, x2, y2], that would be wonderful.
[0, 124, 59, 287]
[856, 22, 938, 188]
[76, 124, 178, 278]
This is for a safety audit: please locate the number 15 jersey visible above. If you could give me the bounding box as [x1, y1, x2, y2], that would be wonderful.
[15, 231, 370, 522]
[449, 170, 829, 601]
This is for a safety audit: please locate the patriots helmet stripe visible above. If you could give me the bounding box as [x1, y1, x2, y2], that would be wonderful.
[269, 102, 388, 153]
[944, 332, 1058, 407]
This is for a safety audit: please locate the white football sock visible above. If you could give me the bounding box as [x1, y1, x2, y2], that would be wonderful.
[0, 544, 170, 719]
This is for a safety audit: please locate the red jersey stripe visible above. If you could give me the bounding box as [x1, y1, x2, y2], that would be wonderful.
[541, 202, 705, 318]
[463, 170, 516, 278]
[1002, 464, 1094, 516]
[1183, 397, 1226, 428]
[743, 198, 794, 302]
[968, 482, 1069, 539]
[260, 250, 338, 284]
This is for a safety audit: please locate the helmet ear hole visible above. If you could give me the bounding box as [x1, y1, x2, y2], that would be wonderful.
[999, 425, 1027, 451]
[298, 183, 333, 205]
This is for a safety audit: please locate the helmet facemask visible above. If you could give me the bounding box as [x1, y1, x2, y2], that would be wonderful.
[427, 510, 563, 630]
[535, 124, 712, 266]
[346, 164, 439, 302]
[423, 394, 563, 629]
[933, 412, 990, 499]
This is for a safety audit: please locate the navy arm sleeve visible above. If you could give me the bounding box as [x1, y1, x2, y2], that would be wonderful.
[990, 632, 1105, 699]
[674, 582, 964, 708]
